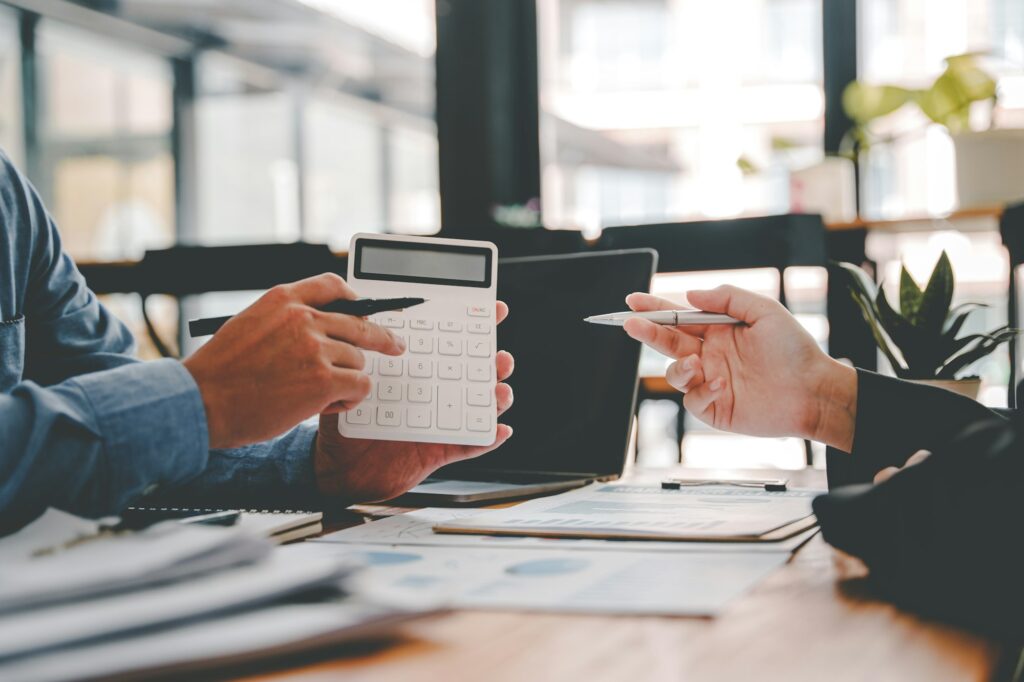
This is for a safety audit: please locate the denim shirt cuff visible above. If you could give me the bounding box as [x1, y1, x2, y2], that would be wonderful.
[68, 359, 210, 496]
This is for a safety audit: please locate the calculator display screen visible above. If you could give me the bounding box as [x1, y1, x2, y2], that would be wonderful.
[355, 240, 492, 287]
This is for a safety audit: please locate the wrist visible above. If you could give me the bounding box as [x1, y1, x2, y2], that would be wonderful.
[806, 359, 858, 452]
[182, 357, 230, 449]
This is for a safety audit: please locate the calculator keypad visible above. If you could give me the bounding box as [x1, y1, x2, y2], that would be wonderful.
[343, 313, 496, 443]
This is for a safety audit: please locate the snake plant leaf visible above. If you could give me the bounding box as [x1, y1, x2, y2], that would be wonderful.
[832, 260, 878, 300]
[899, 266, 924, 322]
[942, 303, 988, 338]
[842, 82, 914, 125]
[937, 328, 1019, 379]
[917, 251, 954, 334]
[875, 288, 937, 374]
[846, 289, 908, 376]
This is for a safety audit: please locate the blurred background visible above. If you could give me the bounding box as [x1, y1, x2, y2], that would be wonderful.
[3, 0, 1024, 471]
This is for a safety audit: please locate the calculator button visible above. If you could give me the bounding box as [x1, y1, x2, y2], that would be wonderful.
[378, 316, 405, 329]
[407, 406, 431, 428]
[468, 305, 490, 317]
[467, 386, 492, 407]
[378, 380, 402, 402]
[410, 319, 434, 330]
[409, 335, 433, 354]
[409, 358, 433, 378]
[468, 361, 491, 382]
[437, 384, 462, 430]
[467, 339, 490, 358]
[468, 321, 491, 335]
[439, 338, 463, 356]
[346, 405, 372, 424]
[438, 361, 463, 380]
[408, 382, 432, 403]
[440, 321, 463, 332]
[377, 405, 401, 426]
[466, 410, 492, 432]
[379, 357, 403, 376]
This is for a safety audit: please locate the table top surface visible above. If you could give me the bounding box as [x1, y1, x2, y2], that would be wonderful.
[246, 468, 1004, 682]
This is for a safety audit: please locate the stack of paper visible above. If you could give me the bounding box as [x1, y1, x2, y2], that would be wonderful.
[308, 484, 822, 617]
[433, 483, 818, 542]
[0, 510, 421, 682]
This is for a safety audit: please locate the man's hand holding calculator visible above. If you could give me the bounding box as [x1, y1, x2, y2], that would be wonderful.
[314, 233, 515, 503]
[314, 300, 514, 503]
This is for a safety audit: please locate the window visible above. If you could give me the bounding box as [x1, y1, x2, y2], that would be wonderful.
[35, 22, 175, 262]
[858, 0, 1024, 218]
[538, 0, 824, 231]
[194, 54, 300, 246]
[0, 8, 23, 166]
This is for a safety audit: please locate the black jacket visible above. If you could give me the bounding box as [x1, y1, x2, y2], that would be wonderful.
[814, 370, 1024, 636]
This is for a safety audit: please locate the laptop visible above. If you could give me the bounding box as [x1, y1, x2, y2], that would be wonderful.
[393, 248, 658, 505]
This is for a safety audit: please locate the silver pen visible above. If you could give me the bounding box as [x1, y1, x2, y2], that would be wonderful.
[584, 310, 741, 326]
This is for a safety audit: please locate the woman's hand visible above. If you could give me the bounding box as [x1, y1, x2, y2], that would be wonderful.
[624, 286, 859, 451]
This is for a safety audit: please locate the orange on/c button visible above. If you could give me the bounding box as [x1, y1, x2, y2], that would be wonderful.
[468, 305, 490, 317]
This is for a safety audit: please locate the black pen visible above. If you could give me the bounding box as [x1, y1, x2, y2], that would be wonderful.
[188, 297, 427, 338]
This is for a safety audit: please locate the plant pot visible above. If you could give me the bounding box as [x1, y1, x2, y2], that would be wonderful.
[911, 378, 981, 401]
[953, 129, 1024, 208]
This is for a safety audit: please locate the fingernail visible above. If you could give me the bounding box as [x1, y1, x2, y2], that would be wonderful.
[394, 335, 406, 351]
[710, 378, 724, 392]
[683, 356, 697, 370]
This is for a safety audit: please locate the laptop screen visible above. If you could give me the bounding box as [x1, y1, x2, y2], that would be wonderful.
[440, 249, 657, 478]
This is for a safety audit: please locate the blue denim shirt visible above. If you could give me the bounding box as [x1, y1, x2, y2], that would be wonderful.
[0, 150, 317, 529]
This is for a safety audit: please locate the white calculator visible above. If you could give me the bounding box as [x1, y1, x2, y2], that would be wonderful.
[339, 233, 499, 446]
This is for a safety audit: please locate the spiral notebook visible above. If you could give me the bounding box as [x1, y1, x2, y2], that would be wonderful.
[125, 508, 323, 544]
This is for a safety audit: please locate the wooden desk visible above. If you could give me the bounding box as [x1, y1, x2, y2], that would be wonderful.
[247, 469, 1005, 682]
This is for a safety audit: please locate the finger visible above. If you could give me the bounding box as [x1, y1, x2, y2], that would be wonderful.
[323, 368, 373, 409]
[317, 312, 405, 355]
[496, 383, 513, 415]
[322, 338, 367, 371]
[623, 318, 702, 358]
[441, 424, 514, 465]
[626, 292, 711, 337]
[666, 355, 704, 394]
[496, 351, 514, 382]
[874, 467, 900, 484]
[905, 449, 931, 467]
[626, 292, 683, 312]
[496, 301, 509, 325]
[683, 376, 725, 418]
[685, 285, 782, 325]
[284, 273, 357, 308]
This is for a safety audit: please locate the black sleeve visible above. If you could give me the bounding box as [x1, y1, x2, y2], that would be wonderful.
[813, 416, 1024, 637]
[826, 370, 1004, 488]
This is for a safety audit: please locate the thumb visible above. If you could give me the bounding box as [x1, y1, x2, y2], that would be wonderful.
[686, 285, 781, 324]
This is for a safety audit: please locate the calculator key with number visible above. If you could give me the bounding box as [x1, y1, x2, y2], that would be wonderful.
[338, 233, 499, 446]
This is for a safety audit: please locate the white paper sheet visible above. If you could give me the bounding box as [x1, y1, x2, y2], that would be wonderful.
[0, 520, 272, 613]
[435, 483, 818, 540]
[286, 542, 789, 617]
[315, 507, 818, 554]
[0, 599, 417, 682]
[0, 509, 102, 563]
[0, 554, 353, 661]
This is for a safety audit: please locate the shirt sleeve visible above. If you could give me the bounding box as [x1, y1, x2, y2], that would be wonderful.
[1, 150, 139, 386]
[143, 424, 324, 511]
[826, 369, 1005, 488]
[0, 359, 210, 530]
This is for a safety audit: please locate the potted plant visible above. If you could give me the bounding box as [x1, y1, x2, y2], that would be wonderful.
[835, 251, 1018, 399]
[842, 53, 1024, 209]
